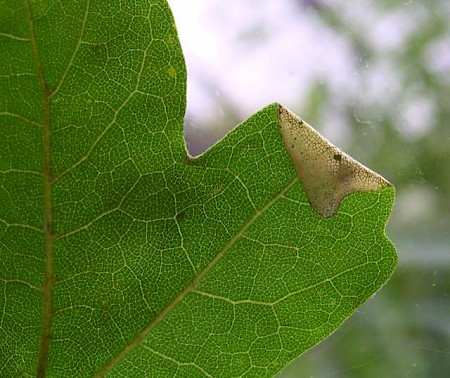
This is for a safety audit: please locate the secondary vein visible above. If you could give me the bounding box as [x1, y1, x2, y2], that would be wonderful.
[24, 1, 54, 376]
[95, 177, 298, 376]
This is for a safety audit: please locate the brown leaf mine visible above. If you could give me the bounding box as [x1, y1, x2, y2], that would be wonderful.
[278, 105, 391, 217]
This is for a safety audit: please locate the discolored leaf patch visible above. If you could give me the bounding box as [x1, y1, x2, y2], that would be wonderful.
[279, 105, 391, 217]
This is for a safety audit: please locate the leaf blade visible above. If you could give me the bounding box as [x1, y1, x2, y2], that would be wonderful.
[0, 0, 397, 377]
[103, 106, 396, 377]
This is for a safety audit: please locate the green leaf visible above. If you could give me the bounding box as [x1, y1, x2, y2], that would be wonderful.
[0, 0, 397, 377]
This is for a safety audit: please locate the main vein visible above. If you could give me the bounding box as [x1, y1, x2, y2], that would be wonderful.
[25, 1, 54, 377]
[95, 177, 298, 376]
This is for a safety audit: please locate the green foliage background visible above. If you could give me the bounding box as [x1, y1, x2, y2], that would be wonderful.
[279, 2, 450, 377]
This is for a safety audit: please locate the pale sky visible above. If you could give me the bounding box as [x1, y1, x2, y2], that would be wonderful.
[168, 0, 441, 152]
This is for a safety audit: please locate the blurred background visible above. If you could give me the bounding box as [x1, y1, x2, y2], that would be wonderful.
[168, 0, 450, 377]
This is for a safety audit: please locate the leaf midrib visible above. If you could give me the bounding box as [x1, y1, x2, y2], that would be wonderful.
[24, 1, 298, 374]
[24, 1, 53, 376]
[95, 177, 298, 376]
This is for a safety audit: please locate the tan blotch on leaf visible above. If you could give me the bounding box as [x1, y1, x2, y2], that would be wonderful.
[279, 105, 391, 217]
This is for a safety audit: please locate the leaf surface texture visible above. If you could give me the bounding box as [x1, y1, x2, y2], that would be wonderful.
[0, 1, 397, 376]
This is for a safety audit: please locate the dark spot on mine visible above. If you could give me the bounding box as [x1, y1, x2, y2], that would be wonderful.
[176, 210, 186, 223]
[291, 144, 295, 149]
[184, 155, 203, 167]
[333, 153, 341, 161]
